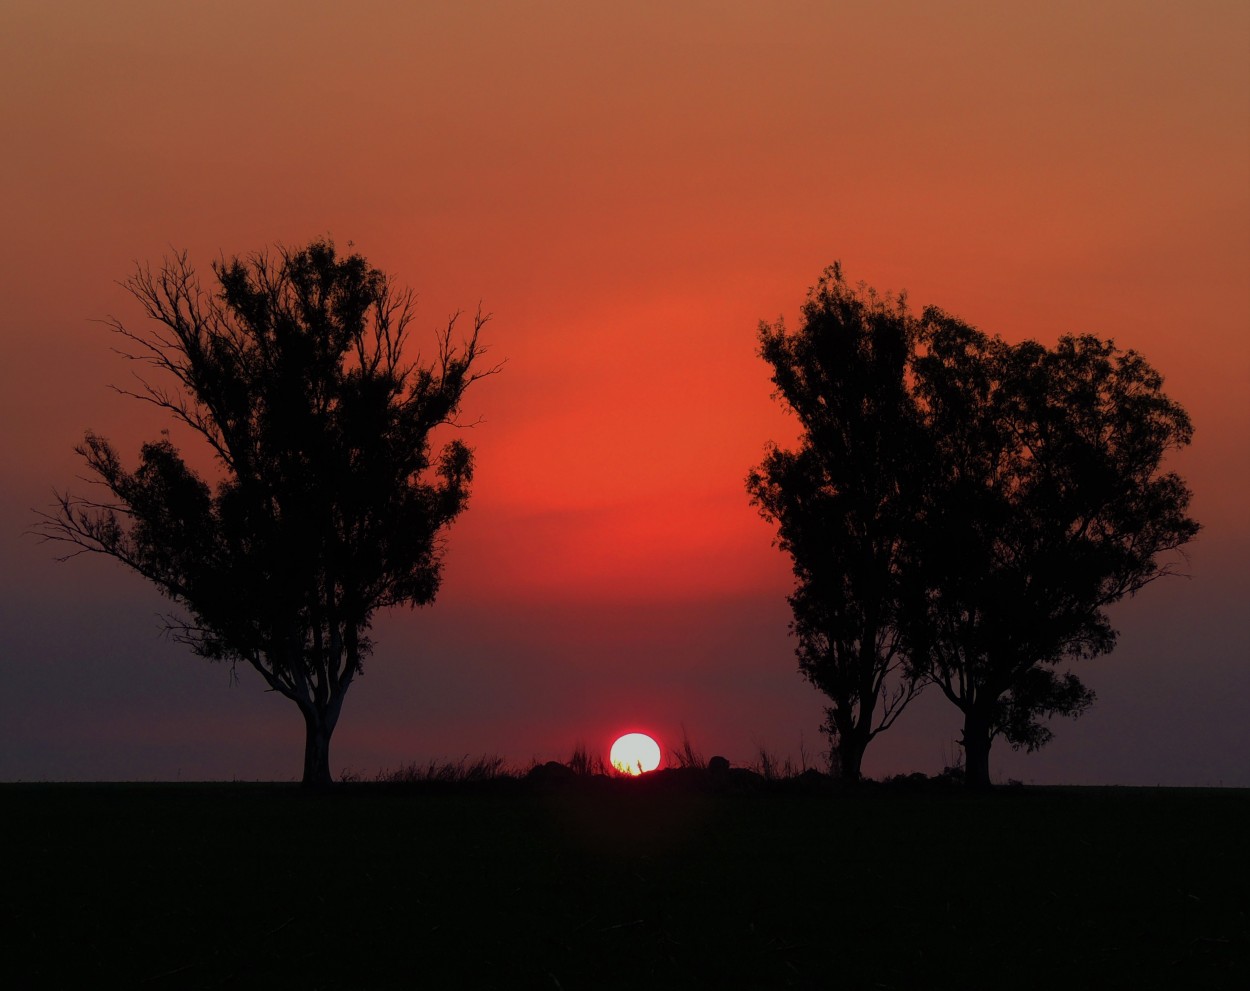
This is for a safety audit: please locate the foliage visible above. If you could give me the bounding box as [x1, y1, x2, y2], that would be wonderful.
[751, 264, 1198, 787]
[748, 264, 926, 780]
[36, 239, 495, 787]
[907, 310, 1199, 785]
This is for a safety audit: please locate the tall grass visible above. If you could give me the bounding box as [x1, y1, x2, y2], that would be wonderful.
[356, 755, 510, 785]
[668, 725, 706, 770]
[568, 741, 610, 777]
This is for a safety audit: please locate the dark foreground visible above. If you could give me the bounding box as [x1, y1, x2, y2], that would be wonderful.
[4, 780, 1247, 989]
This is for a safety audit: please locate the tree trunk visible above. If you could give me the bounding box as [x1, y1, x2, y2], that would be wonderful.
[834, 735, 866, 782]
[827, 705, 869, 782]
[301, 710, 334, 790]
[961, 710, 993, 790]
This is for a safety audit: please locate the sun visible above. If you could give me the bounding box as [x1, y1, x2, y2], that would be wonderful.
[610, 732, 662, 776]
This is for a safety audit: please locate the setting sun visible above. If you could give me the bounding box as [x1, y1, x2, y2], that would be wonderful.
[609, 733, 662, 776]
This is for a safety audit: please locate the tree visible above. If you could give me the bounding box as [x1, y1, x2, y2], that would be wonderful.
[36, 239, 495, 787]
[907, 309, 1199, 788]
[748, 265, 926, 781]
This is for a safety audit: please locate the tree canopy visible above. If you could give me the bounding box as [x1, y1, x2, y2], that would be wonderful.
[908, 309, 1198, 786]
[37, 239, 495, 787]
[752, 265, 1198, 786]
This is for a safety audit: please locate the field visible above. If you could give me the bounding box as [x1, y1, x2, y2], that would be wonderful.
[5, 779, 1247, 989]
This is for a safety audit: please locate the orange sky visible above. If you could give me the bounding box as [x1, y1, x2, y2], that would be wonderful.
[2, 2, 1247, 783]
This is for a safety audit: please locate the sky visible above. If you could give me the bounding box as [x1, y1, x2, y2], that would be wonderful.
[2, 1, 1247, 785]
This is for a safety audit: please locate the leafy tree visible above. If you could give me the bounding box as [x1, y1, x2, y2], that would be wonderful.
[748, 265, 926, 781]
[751, 266, 1198, 788]
[36, 239, 495, 787]
[908, 310, 1199, 788]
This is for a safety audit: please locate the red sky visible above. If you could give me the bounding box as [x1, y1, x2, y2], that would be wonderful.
[2, 1, 1247, 784]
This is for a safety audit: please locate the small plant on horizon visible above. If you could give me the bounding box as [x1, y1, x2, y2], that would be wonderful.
[568, 742, 607, 777]
[938, 740, 966, 784]
[797, 731, 817, 774]
[753, 746, 781, 781]
[669, 726, 706, 770]
[374, 755, 510, 785]
[751, 742, 821, 780]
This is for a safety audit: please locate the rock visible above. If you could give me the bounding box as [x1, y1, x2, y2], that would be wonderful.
[526, 760, 574, 782]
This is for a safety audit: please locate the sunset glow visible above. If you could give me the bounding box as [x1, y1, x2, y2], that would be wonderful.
[610, 733, 662, 776]
[0, 3, 1246, 788]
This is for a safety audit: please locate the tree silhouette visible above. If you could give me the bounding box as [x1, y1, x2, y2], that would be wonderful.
[907, 311, 1198, 788]
[748, 265, 925, 781]
[751, 266, 1198, 787]
[36, 239, 495, 787]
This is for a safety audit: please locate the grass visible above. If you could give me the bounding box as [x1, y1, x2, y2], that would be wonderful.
[342, 754, 511, 785]
[5, 778, 1247, 989]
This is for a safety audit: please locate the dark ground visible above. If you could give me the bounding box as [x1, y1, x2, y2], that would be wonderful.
[4, 778, 1247, 989]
